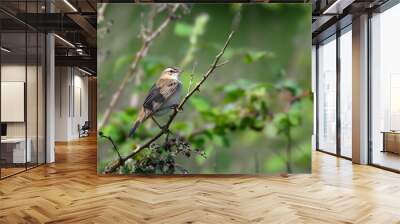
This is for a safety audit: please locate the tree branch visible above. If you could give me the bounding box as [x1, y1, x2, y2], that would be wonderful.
[104, 30, 235, 174]
[215, 59, 229, 68]
[187, 61, 197, 93]
[97, 3, 108, 24]
[99, 4, 181, 130]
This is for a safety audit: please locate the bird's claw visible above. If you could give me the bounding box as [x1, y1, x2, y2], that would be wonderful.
[162, 125, 170, 133]
[171, 104, 182, 112]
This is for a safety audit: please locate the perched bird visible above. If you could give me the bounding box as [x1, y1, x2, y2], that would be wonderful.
[129, 67, 182, 137]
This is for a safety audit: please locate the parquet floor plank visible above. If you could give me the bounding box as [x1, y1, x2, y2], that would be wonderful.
[0, 136, 399, 223]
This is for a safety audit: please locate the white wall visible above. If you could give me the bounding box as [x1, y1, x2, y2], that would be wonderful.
[1, 65, 39, 138]
[55, 67, 68, 141]
[72, 73, 89, 138]
[1, 65, 26, 136]
[1, 64, 46, 164]
[55, 67, 89, 141]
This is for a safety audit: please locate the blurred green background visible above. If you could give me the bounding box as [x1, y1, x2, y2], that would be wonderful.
[98, 3, 312, 174]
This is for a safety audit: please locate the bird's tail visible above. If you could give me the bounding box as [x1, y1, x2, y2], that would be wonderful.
[129, 107, 151, 138]
[129, 120, 141, 138]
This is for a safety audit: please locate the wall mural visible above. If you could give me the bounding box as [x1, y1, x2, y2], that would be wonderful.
[97, 3, 312, 174]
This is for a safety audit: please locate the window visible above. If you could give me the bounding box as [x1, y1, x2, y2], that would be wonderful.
[317, 35, 337, 154]
[339, 27, 352, 158]
[370, 3, 400, 171]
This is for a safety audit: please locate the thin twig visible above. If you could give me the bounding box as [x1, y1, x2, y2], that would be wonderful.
[187, 61, 197, 93]
[99, 4, 181, 130]
[216, 60, 229, 68]
[99, 132, 123, 162]
[138, 12, 147, 39]
[151, 116, 163, 130]
[97, 3, 108, 24]
[104, 30, 235, 174]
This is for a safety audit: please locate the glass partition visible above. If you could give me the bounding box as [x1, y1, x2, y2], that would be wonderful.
[1, 30, 28, 177]
[339, 27, 352, 158]
[0, 1, 46, 179]
[370, 4, 400, 171]
[317, 35, 337, 154]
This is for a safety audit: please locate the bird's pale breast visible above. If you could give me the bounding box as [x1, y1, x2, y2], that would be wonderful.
[154, 82, 182, 116]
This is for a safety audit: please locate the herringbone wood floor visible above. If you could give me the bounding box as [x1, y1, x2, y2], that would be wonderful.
[1, 136, 400, 224]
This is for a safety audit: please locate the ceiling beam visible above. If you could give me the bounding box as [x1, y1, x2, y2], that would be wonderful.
[322, 0, 356, 14]
[67, 13, 96, 39]
[13, 13, 82, 32]
[55, 55, 96, 74]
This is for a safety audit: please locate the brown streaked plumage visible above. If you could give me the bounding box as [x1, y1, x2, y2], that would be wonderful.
[129, 67, 182, 137]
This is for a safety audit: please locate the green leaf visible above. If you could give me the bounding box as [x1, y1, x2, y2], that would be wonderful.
[172, 121, 194, 135]
[202, 130, 214, 140]
[251, 82, 274, 91]
[273, 113, 291, 135]
[213, 133, 230, 147]
[136, 82, 153, 93]
[224, 88, 245, 103]
[190, 96, 211, 112]
[243, 51, 267, 64]
[180, 71, 200, 90]
[192, 14, 209, 37]
[191, 136, 207, 148]
[102, 124, 124, 143]
[141, 57, 165, 76]
[113, 54, 133, 73]
[174, 22, 193, 37]
[118, 139, 136, 155]
[264, 155, 286, 173]
[173, 122, 188, 131]
[292, 142, 312, 172]
[196, 145, 213, 165]
[289, 112, 302, 126]
[230, 3, 243, 12]
[260, 101, 269, 116]
[116, 111, 133, 124]
[121, 164, 132, 174]
[239, 117, 254, 129]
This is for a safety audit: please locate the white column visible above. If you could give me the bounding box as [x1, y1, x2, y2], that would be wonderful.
[46, 32, 55, 163]
[352, 14, 369, 164]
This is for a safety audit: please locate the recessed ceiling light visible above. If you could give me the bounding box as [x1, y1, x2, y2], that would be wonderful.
[322, 0, 353, 15]
[1, 47, 11, 53]
[63, 0, 78, 12]
[78, 67, 92, 76]
[54, 34, 75, 48]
